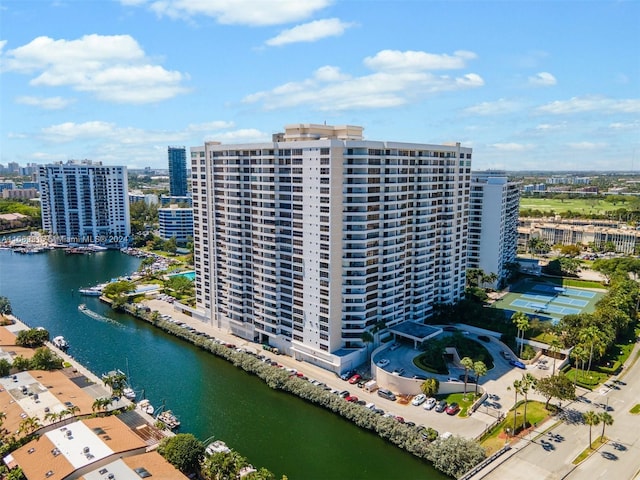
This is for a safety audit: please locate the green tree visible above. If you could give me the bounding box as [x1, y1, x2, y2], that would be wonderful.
[165, 275, 194, 297]
[11, 355, 30, 371]
[578, 326, 603, 374]
[0, 296, 12, 315]
[583, 411, 601, 449]
[508, 378, 522, 434]
[534, 374, 576, 409]
[164, 236, 178, 255]
[599, 411, 614, 441]
[102, 370, 128, 398]
[472, 361, 487, 397]
[361, 331, 374, 367]
[102, 280, 136, 299]
[511, 312, 530, 358]
[203, 450, 249, 480]
[420, 378, 439, 397]
[547, 335, 563, 375]
[30, 347, 63, 370]
[460, 356, 474, 397]
[426, 436, 486, 478]
[158, 433, 205, 475]
[15, 328, 49, 348]
[0, 359, 10, 377]
[520, 373, 536, 429]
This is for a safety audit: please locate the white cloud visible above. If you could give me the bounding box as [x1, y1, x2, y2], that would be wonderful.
[609, 121, 640, 130]
[41, 121, 118, 143]
[0, 40, 6, 54]
[243, 50, 483, 111]
[463, 98, 521, 116]
[538, 95, 640, 114]
[364, 50, 477, 72]
[490, 143, 534, 152]
[15, 95, 74, 110]
[141, 0, 331, 26]
[528, 72, 556, 87]
[266, 18, 354, 46]
[204, 128, 269, 143]
[534, 122, 567, 131]
[2, 34, 189, 104]
[566, 142, 608, 150]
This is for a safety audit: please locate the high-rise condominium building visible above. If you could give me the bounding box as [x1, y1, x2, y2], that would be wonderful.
[38, 160, 130, 244]
[191, 124, 471, 372]
[467, 171, 520, 288]
[168, 146, 188, 197]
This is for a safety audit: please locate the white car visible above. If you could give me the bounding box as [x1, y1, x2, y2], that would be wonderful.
[376, 358, 390, 367]
[411, 394, 427, 406]
[423, 397, 437, 410]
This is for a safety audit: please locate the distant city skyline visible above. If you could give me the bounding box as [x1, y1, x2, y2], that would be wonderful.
[1, 1, 638, 171]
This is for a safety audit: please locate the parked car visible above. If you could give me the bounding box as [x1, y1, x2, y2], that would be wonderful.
[501, 351, 512, 360]
[338, 390, 350, 398]
[391, 368, 405, 376]
[345, 395, 359, 403]
[442, 326, 458, 332]
[389, 343, 401, 351]
[435, 400, 448, 413]
[376, 358, 390, 367]
[412, 374, 428, 380]
[411, 394, 427, 406]
[509, 359, 527, 369]
[377, 388, 397, 401]
[445, 402, 460, 415]
[478, 335, 491, 342]
[348, 374, 362, 384]
[423, 397, 437, 410]
[340, 370, 355, 381]
[447, 377, 462, 383]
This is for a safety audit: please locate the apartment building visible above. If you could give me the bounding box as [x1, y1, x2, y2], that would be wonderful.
[467, 171, 520, 287]
[158, 204, 194, 244]
[38, 160, 130, 244]
[190, 124, 471, 372]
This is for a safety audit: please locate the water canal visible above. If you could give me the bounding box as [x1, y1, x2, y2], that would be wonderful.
[0, 247, 447, 479]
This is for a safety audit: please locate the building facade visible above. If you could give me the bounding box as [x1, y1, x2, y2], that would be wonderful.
[191, 124, 471, 372]
[158, 204, 194, 244]
[38, 160, 130, 244]
[467, 171, 520, 287]
[168, 146, 188, 197]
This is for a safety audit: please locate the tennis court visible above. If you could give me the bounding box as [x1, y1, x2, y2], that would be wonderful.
[521, 293, 588, 308]
[531, 284, 596, 298]
[510, 299, 582, 315]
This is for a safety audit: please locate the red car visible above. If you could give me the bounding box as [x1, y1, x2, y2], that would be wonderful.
[348, 374, 362, 384]
[345, 395, 359, 403]
[445, 402, 460, 415]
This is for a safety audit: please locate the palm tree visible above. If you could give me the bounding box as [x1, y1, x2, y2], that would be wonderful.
[578, 326, 603, 374]
[599, 412, 614, 442]
[548, 336, 563, 375]
[460, 356, 474, 397]
[508, 378, 523, 435]
[473, 360, 487, 397]
[570, 344, 588, 385]
[511, 312, 530, 358]
[420, 378, 439, 397]
[18, 416, 42, 437]
[361, 331, 374, 368]
[520, 373, 536, 429]
[583, 410, 601, 449]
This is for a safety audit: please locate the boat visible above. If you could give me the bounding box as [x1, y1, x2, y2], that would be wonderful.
[78, 304, 122, 327]
[52, 336, 69, 351]
[79, 287, 102, 296]
[138, 399, 155, 415]
[156, 410, 181, 429]
[123, 387, 136, 400]
[206, 440, 231, 455]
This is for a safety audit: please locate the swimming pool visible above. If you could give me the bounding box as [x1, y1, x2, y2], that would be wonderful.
[168, 271, 195, 281]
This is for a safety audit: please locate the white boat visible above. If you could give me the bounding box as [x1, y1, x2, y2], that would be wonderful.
[79, 287, 102, 296]
[123, 387, 136, 400]
[157, 410, 181, 429]
[138, 399, 155, 415]
[52, 336, 69, 350]
[206, 440, 231, 455]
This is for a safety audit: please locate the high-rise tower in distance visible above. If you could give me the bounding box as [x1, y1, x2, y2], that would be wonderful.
[168, 146, 187, 197]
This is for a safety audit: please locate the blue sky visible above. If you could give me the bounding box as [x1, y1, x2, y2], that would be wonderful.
[1, 0, 638, 171]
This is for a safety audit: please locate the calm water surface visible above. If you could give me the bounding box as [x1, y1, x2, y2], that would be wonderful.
[0, 247, 447, 479]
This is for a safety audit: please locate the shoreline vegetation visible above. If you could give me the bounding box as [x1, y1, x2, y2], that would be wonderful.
[111, 297, 486, 479]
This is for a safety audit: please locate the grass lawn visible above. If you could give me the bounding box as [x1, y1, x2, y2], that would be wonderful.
[520, 197, 623, 215]
[480, 401, 552, 455]
[563, 368, 609, 389]
[630, 404, 640, 414]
